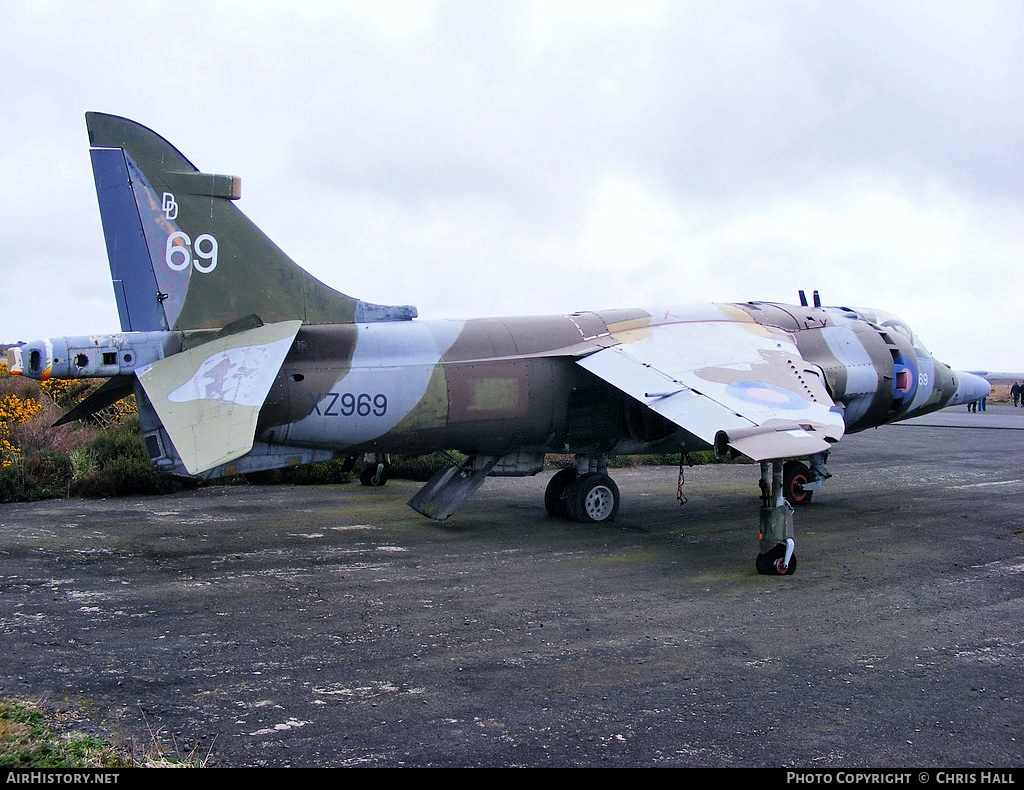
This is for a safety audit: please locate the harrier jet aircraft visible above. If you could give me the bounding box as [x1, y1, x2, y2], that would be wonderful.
[7, 113, 990, 575]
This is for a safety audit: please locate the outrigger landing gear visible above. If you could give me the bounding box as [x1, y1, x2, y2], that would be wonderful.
[545, 455, 620, 523]
[756, 459, 797, 575]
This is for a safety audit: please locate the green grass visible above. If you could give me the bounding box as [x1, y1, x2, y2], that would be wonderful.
[0, 698, 130, 769]
[0, 698, 202, 768]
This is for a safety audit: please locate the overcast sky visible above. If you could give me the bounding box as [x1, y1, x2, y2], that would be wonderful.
[2, 0, 1022, 371]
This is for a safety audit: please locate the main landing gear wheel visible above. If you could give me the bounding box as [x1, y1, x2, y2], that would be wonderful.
[783, 460, 813, 506]
[565, 473, 620, 523]
[756, 542, 797, 576]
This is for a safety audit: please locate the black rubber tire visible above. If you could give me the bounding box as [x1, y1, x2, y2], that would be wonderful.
[783, 460, 813, 506]
[544, 469, 577, 518]
[360, 462, 390, 487]
[756, 543, 797, 576]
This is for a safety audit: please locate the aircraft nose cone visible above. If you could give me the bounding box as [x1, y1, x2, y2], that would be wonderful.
[952, 371, 991, 406]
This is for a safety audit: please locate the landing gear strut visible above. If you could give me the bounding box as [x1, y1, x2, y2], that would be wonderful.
[757, 459, 796, 575]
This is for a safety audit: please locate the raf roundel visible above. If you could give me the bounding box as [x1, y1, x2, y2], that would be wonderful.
[892, 356, 918, 402]
[725, 381, 808, 410]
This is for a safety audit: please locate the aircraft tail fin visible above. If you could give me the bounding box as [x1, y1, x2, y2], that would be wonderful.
[85, 112, 416, 332]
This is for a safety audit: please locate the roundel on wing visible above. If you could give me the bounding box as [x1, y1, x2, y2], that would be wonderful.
[893, 355, 917, 402]
[725, 381, 808, 410]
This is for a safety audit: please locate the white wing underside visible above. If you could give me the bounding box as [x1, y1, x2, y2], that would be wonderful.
[135, 320, 302, 475]
[577, 319, 845, 460]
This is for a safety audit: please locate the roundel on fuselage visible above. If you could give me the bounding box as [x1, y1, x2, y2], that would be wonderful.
[893, 355, 917, 402]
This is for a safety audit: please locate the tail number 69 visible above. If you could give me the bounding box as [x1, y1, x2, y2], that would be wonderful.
[166, 232, 219, 274]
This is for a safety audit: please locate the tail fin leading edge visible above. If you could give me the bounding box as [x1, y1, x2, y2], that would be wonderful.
[85, 112, 416, 332]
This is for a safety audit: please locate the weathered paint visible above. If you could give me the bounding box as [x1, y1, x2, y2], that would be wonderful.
[86, 112, 415, 332]
[13, 112, 991, 507]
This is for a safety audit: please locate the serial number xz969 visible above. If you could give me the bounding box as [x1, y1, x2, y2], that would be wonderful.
[310, 392, 388, 417]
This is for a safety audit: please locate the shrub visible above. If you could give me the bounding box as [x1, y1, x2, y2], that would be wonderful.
[389, 453, 465, 481]
[278, 458, 354, 485]
[68, 418, 185, 498]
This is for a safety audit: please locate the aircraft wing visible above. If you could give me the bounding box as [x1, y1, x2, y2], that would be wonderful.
[134, 320, 302, 475]
[577, 316, 845, 460]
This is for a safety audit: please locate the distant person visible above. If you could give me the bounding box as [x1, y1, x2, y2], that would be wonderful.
[1013, 381, 1021, 407]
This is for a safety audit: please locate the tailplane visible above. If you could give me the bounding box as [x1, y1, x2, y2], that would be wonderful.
[86, 112, 416, 332]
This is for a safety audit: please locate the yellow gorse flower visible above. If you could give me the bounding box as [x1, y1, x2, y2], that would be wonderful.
[0, 393, 44, 468]
[1, 362, 47, 468]
[0, 394, 44, 423]
[40, 377, 75, 405]
[1, 361, 137, 469]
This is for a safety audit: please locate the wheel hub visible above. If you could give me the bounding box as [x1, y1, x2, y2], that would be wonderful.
[584, 485, 615, 520]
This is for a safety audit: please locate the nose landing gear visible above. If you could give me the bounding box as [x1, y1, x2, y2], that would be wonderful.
[757, 459, 797, 575]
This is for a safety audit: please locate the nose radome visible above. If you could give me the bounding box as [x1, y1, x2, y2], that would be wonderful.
[951, 371, 991, 406]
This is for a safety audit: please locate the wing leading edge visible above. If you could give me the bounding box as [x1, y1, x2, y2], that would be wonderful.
[577, 314, 845, 460]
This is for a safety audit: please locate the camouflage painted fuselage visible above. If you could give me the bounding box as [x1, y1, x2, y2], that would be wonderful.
[252, 299, 971, 464]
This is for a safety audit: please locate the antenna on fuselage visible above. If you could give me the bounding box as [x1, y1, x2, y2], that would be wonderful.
[798, 290, 823, 308]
